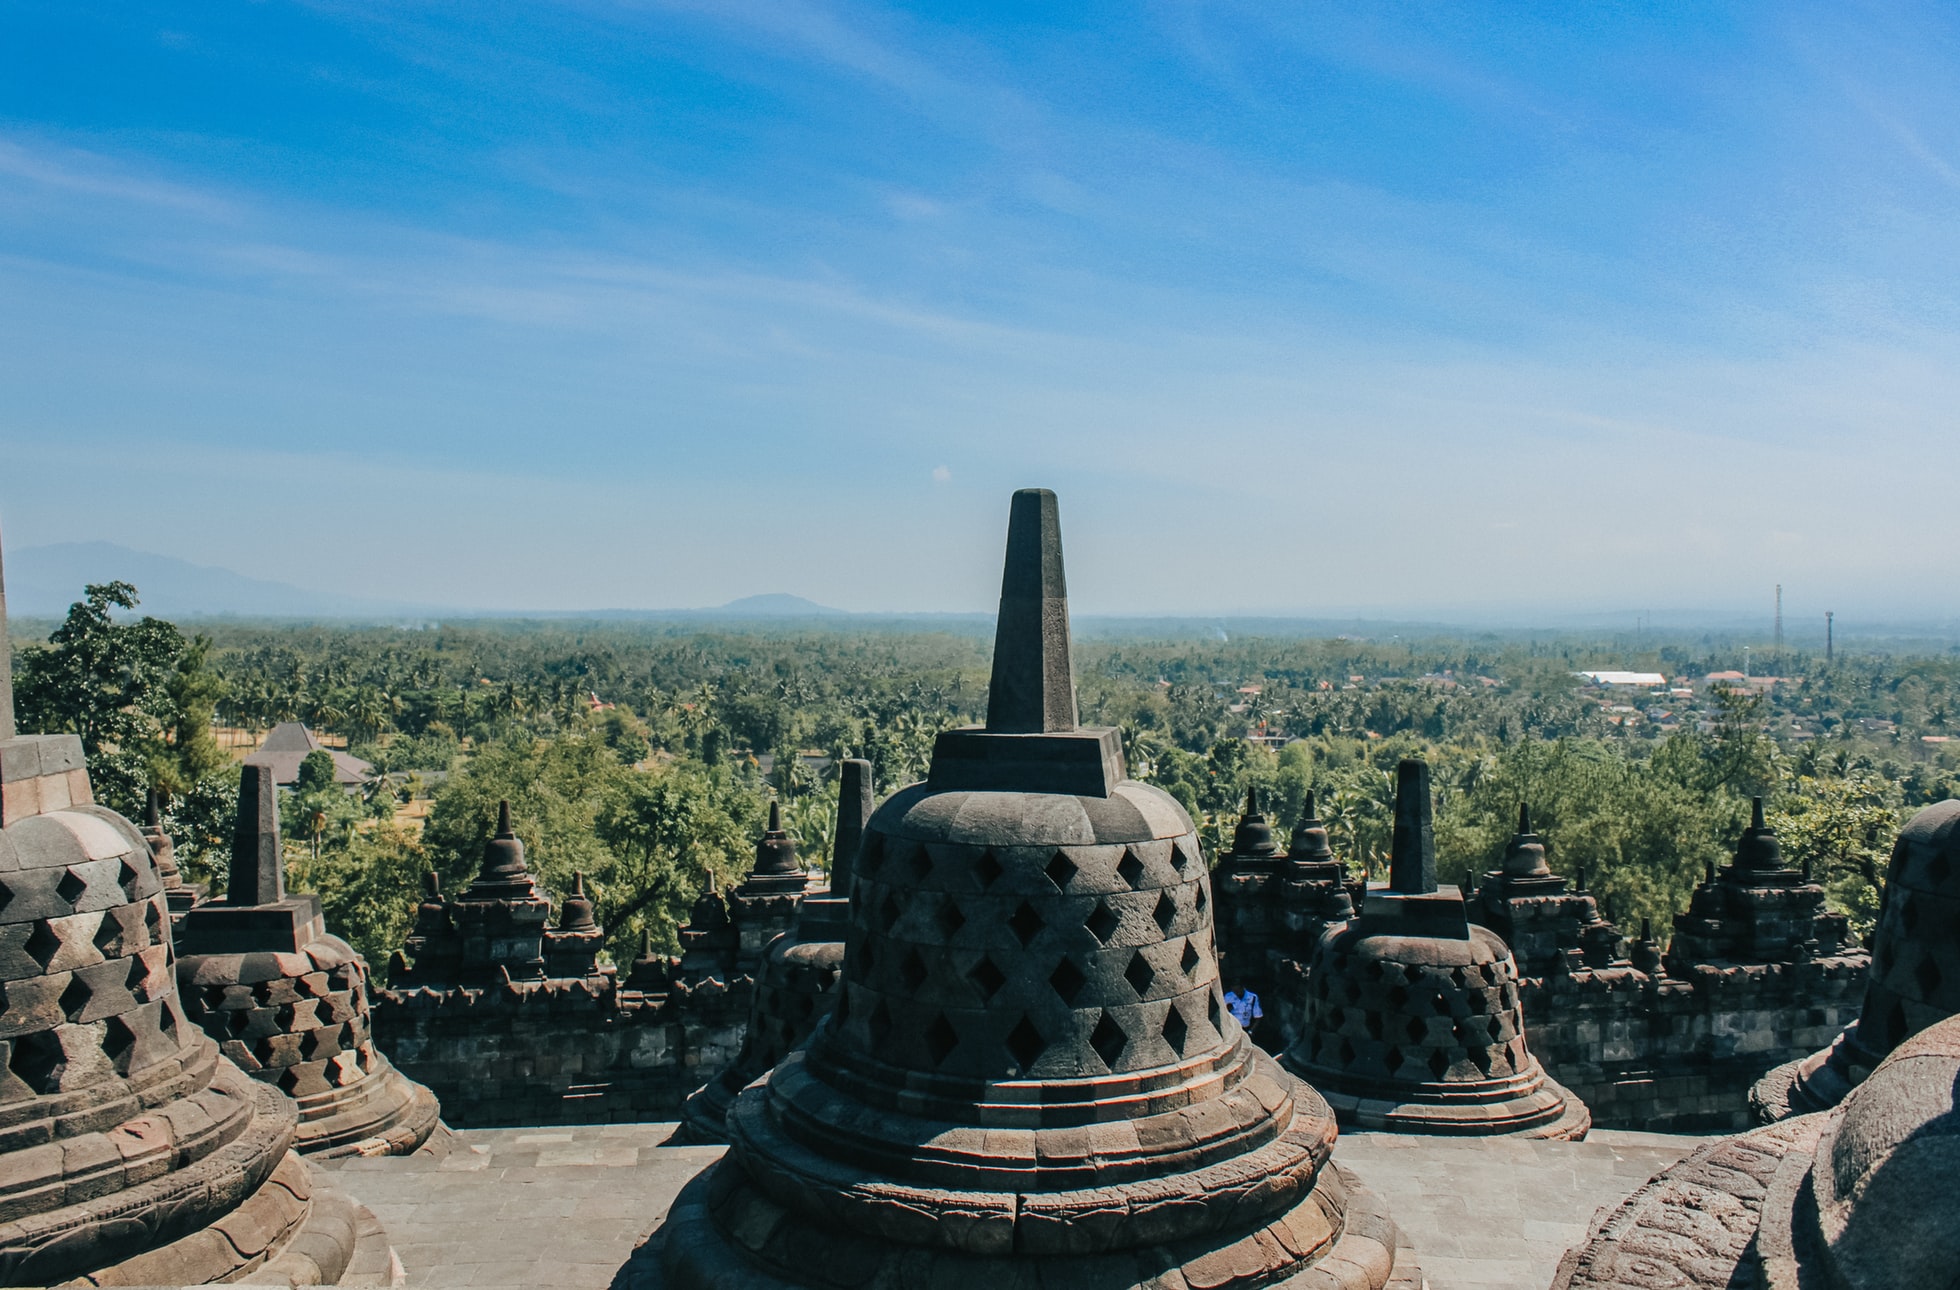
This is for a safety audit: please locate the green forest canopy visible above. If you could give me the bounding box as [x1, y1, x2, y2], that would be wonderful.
[12, 589, 1958, 973]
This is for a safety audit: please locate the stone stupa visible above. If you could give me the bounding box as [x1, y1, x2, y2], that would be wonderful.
[1281, 759, 1589, 1138]
[1753, 797, 1960, 1121]
[674, 775, 868, 1144]
[0, 527, 395, 1285]
[1557, 1008, 1960, 1290]
[174, 762, 442, 1158]
[652, 488, 1420, 1290]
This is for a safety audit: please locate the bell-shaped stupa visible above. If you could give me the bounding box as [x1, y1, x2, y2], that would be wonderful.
[0, 527, 394, 1283]
[1281, 760, 1589, 1137]
[1753, 797, 1960, 1120]
[674, 761, 870, 1145]
[175, 762, 442, 1158]
[655, 489, 1418, 1289]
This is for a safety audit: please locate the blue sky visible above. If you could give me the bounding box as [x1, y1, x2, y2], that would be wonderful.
[2, 2, 1958, 618]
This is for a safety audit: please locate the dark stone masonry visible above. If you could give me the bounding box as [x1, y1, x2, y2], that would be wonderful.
[7, 496, 1953, 1288]
[649, 488, 1423, 1289]
[0, 532, 396, 1285]
[1281, 761, 1589, 1138]
[1223, 781, 1870, 1132]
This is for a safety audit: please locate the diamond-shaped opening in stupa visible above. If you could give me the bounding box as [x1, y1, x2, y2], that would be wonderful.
[1086, 900, 1120, 945]
[1049, 958, 1086, 1006]
[1044, 851, 1077, 891]
[1008, 901, 1044, 948]
[1117, 850, 1146, 890]
[1090, 1012, 1126, 1068]
[1125, 953, 1156, 998]
[1005, 1016, 1046, 1073]
[1161, 1004, 1189, 1056]
[968, 956, 1007, 1002]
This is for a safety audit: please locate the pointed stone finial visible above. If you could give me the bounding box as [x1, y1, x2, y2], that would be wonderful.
[558, 871, 598, 933]
[1705, 860, 1717, 885]
[145, 789, 162, 830]
[1735, 796, 1786, 872]
[229, 763, 285, 906]
[1575, 863, 1587, 893]
[1230, 785, 1279, 857]
[0, 520, 13, 742]
[831, 758, 873, 888]
[752, 800, 800, 877]
[466, 799, 542, 899]
[1503, 802, 1552, 879]
[984, 489, 1077, 734]
[1287, 790, 1335, 863]
[1388, 759, 1436, 894]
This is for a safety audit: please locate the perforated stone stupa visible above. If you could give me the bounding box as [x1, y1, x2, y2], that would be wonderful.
[674, 764, 869, 1145]
[1753, 797, 1960, 1121]
[174, 762, 441, 1158]
[655, 489, 1419, 1290]
[1558, 1008, 1960, 1290]
[1281, 759, 1589, 1138]
[0, 530, 394, 1285]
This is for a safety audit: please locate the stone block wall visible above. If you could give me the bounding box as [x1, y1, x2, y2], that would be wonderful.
[1259, 942, 1868, 1131]
[1503, 954, 1867, 1131]
[371, 978, 750, 1126]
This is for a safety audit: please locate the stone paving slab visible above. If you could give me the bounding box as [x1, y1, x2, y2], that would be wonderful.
[312, 1122, 1708, 1290]
[1335, 1128, 1709, 1290]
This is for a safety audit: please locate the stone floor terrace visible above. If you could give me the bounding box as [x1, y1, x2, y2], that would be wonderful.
[312, 1122, 1708, 1290]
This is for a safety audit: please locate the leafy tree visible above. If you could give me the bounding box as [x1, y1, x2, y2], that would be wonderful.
[12, 581, 218, 814]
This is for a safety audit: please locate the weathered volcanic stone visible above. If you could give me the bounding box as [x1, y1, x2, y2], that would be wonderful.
[1556, 1010, 1960, 1290]
[1282, 760, 1589, 1139]
[175, 764, 441, 1159]
[0, 526, 398, 1284]
[676, 768, 871, 1145]
[659, 488, 1417, 1289]
[1754, 797, 1960, 1122]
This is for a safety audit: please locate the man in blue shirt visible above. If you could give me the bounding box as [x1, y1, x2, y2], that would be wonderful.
[1223, 984, 1263, 1033]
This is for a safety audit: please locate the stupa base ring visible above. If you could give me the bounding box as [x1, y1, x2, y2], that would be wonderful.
[657, 1157, 1418, 1290]
[1297, 1067, 1590, 1140]
[293, 1053, 444, 1159]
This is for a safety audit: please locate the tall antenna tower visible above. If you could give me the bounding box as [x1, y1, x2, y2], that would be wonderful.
[1826, 610, 1834, 662]
[1774, 584, 1783, 651]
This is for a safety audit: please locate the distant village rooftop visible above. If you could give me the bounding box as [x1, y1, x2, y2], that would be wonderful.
[244, 720, 373, 787]
[1575, 670, 1667, 687]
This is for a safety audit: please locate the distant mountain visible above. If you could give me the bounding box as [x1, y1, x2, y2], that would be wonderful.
[713, 593, 848, 617]
[5, 542, 417, 619]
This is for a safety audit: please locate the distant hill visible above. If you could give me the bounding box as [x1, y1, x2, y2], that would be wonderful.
[5, 542, 416, 619]
[714, 593, 847, 617]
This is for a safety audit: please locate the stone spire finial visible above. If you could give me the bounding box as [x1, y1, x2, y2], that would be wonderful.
[229, 762, 284, 906]
[1736, 796, 1786, 872]
[1503, 801, 1552, 879]
[984, 488, 1077, 734]
[1388, 758, 1436, 894]
[751, 800, 800, 877]
[830, 758, 873, 888]
[0, 520, 13, 742]
[470, 799, 534, 892]
[558, 871, 597, 933]
[1231, 785, 1279, 857]
[1288, 790, 1335, 862]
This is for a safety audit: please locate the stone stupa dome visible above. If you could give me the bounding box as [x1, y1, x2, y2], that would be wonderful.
[1753, 797, 1960, 1121]
[658, 488, 1419, 1289]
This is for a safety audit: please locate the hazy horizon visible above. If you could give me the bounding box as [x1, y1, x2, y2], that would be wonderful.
[4, 5, 1959, 618]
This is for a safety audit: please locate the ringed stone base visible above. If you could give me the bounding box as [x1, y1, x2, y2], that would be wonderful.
[659, 1157, 1418, 1290]
[180, 939, 441, 1159]
[1307, 1069, 1592, 1139]
[66, 1150, 401, 1288]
